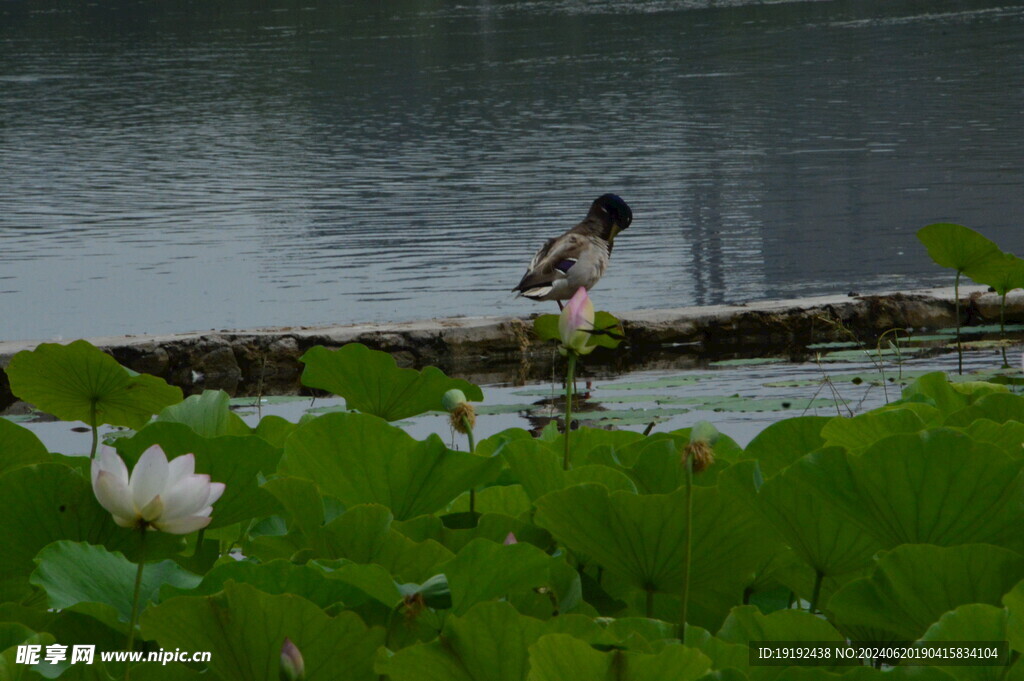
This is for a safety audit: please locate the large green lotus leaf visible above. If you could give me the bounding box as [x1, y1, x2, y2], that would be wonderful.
[896, 372, 970, 416]
[141, 581, 383, 681]
[789, 429, 1024, 550]
[378, 600, 547, 681]
[282, 412, 502, 520]
[740, 416, 830, 478]
[117, 422, 282, 529]
[945, 392, 1024, 429]
[156, 389, 250, 437]
[1003, 580, 1024, 653]
[919, 604, 1008, 681]
[828, 544, 1024, 641]
[159, 558, 358, 609]
[260, 476, 326, 543]
[614, 435, 741, 493]
[534, 484, 781, 629]
[321, 504, 453, 583]
[443, 538, 562, 615]
[718, 604, 844, 642]
[5, 340, 182, 429]
[820, 409, 927, 451]
[0, 631, 56, 681]
[917, 223, 1002, 272]
[527, 633, 710, 681]
[757, 466, 881, 578]
[0, 418, 52, 476]
[964, 252, 1024, 294]
[29, 541, 200, 634]
[254, 414, 299, 449]
[0, 464, 182, 601]
[436, 513, 556, 556]
[449, 484, 534, 517]
[501, 438, 636, 501]
[961, 419, 1024, 458]
[299, 343, 482, 421]
[541, 428, 647, 464]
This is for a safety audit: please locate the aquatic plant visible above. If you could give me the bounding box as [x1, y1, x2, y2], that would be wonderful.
[0, 339, 1022, 678]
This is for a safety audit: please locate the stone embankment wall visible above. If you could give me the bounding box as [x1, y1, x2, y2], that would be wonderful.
[1, 286, 1020, 409]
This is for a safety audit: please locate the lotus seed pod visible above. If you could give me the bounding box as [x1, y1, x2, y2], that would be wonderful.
[442, 388, 468, 412]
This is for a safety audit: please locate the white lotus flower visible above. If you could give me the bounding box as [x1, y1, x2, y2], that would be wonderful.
[91, 445, 225, 534]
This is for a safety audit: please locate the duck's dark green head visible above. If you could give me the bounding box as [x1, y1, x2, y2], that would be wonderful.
[590, 193, 633, 241]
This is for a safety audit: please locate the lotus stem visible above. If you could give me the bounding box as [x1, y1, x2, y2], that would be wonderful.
[126, 528, 147, 651]
[809, 569, 824, 614]
[955, 271, 963, 375]
[677, 452, 694, 639]
[1000, 292, 1009, 368]
[89, 399, 98, 460]
[563, 352, 577, 471]
[462, 416, 477, 514]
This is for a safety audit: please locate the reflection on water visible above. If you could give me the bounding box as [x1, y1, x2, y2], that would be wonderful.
[2, 0, 1023, 342]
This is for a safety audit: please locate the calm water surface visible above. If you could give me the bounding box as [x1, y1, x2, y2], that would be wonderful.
[2, 0, 1023, 342]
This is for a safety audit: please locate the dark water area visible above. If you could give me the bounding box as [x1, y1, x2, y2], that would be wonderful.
[2, 0, 1023, 342]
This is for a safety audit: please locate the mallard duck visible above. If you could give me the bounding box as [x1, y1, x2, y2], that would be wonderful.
[513, 193, 633, 308]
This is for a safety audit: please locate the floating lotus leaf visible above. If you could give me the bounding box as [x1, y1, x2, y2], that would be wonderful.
[917, 223, 1002, 273]
[0, 419, 51, 476]
[788, 429, 1024, 551]
[282, 412, 502, 521]
[526, 633, 711, 681]
[600, 375, 708, 390]
[157, 389, 250, 437]
[141, 581, 384, 681]
[5, 340, 182, 430]
[300, 343, 483, 421]
[740, 416, 829, 477]
[117, 422, 282, 529]
[819, 408, 927, 451]
[757, 466, 881, 579]
[828, 544, 1024, 641]
[30, 541, 200, 634]
[0, 464, 182, 602]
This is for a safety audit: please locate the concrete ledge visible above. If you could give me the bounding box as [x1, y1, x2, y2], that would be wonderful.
[2, 285, 1021, 409]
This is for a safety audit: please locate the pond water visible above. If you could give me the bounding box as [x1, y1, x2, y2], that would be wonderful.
[15, 337, 1020, 456]
[2, 0, 1024, 342]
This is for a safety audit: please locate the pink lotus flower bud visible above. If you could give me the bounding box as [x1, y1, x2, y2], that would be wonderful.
[558, 287, 596, 356]
[279, 637, 305, 681]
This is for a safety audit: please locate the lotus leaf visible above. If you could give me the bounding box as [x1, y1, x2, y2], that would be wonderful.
[299, 343, 482, 421]
[828, 544, 1024, 641]
[282, 412, 502, 520]
[142, 581, 383, 681]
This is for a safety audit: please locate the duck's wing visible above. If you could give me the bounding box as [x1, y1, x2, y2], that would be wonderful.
[513, 233, 591, 299]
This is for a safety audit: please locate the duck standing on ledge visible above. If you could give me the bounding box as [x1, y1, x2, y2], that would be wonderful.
[512, 193, 633, 309]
